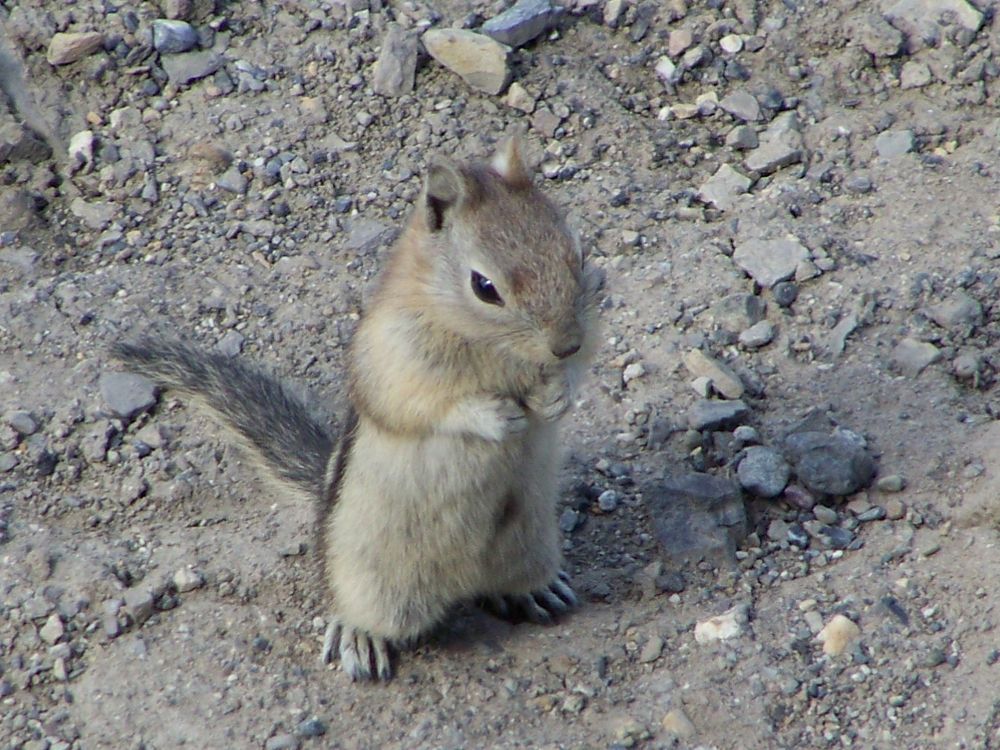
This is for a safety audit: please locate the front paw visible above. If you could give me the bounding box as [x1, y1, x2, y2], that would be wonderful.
[474, 396, 528, 441]
[321, 618, 393, 682]
[481, 571, 578, 624]
[525, 374, 571, 422]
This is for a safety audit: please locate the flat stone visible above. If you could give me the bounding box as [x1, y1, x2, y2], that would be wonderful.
[661, 708, 696, 739]
[694, 604, 748, 643]
[737, 446, 790, 498]
[161, 50, 224, 86]
[885, 0, 983, 51]
[733, 237, 810, 288]
[124, 587, 155, 625]
[152, 19, 198, 54]
[726, 124, 758, 150]
[927, 290, 982, 329]
[854, 14, 903, 57]
[744, 112, 803, 174]
[372, 23, 418, 97]
[70, 198, 117, 231]
[6, 410, 38, 436]
[719, 90, 761, 122]
[503, 82, 536, 113]
[900, 61, 932, 88]
[683, 349, 744, 399]
[669, 28, 694, 57]
[654, 56, 678, 86]
[647, 473, 747, 568]
[875, 129, 915, 158]
[709, 293, 766, 332]
[39, 613, 64, 645]
[422, 29, 512, 95]
[891, 338, 941, 376]
[817, 614, 861, 656]
[345, 219, 392, 253]
[47, 32, 104, 65]
[687, 399, 750, 431]
[481, 0, 561, 49]
[783, 430, 876, 496]
[739, 320, 775, 349]
[697, 164, 752, 211]
[638, 635, 664, 663]
[99, 371, 157, 420]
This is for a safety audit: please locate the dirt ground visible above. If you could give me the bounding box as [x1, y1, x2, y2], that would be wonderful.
[2, 0, 1000, 748]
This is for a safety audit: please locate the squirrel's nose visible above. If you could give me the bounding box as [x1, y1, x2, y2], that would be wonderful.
[552, 341, 581, 360]
[550, 321, 583, 359]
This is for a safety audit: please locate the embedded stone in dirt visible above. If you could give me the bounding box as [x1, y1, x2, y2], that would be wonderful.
[422, 29, 512, 95]
[783, 430, 876, 497]
[161, 49, 224, 86]
[817, 614, 861, 656]
[737, 446, 790, 498]
[927, 290, 983, 330]
[687, 399, 750, 431]
[481, 0, 561, 49]
[885, 0, 983, 51]
[733, 237, 810, 288]
[152, 19, 199, 54]
[373, 23, 418, 97]
[697, 163, 752, 211]
[683, 349, 744, 399]
[744, 112, 803, 174]
[47, 32, 104, 65]
[99, 372, 157, 420]
[694, 604, 749, 643]
[891, 337, 941, 377]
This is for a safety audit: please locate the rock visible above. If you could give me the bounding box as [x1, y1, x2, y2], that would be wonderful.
[720, 34, 743, 54]
[638, 635, 664, 663]
[265, 734, 300, 750]
[345, 219, 392, 253]
[559, 507, 582, 533]
[39, 613, 64, 645]
[885, 498, 906, 520]
[99, 372, 157, 420]
[503, 82, 536, 113]
[422, 29, 512, 95]
[481, 0, 561, 49]
[604, 0, 627, 28]
[726, 124, 758, 150]
[669, 28, 694, 57]
[877, 474, 906, 493]
[854, 14, 903, 57]
[885, 0, 983, 51]
[744, 112, 803, 175]
[161, 50, 224, 86]
[70, 198, 116, 230]
[683, 350, 744, 399]
[215, 166, 248, 194]
[927, 291, 983, 329]
[661, 708, 696, 739]
[296, 719, 327, 738]
[733, 237, 810, 288]
[6, 410, 38, 436]
[771, 281, 798, 308]
[164, 0, 193, 20]
[694, 604, 748, 643]
[697, 164, 752, 211]
[817, 614, 860, 656]
[298, 97, 328, 125]
[654, 56, 678, 86]
[900, 61, 932, 88]
[47, 32, 104, 65]
[875, 130, 915, 158]
[739, 320, 775, 349]
[68, 130, 95, 172]
[622, 362, 646, 385]
[598, 489, 620, 512]
[646, 473, 747, 568]
[124, 587, 156, 625]
[813, 504, 838, 524]
[783, 431, 876, 496]
[0, 453, 18, 472]
[152, 19, 199, 54]
[0, 110, 51, 166]
[687, 400, 750, 431]
[372, 23, 418, 97]
[709, 293, 766, 331]
[719, 91, 761, 122]
[891, 338, 941, 377]
[737, 446, 790, 498]
[173, 568, 204, 593]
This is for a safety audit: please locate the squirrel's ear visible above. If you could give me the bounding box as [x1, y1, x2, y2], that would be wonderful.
[490, 135, 531, 188]
[424, 156, 466, 231]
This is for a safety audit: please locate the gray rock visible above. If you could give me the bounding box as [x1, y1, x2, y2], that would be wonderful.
[719, 91, 761, 122]
[1, 112, 52, 165]
[39, 613, 64, 645]
[854, 14, 903, 57]
[900, 61, 932, 88]
[173, 568, 204, 593]
[739, 320, 775, 349]
[47, 32, 104, 65]
[296, 719, 327, 738]
[5, 410, 38, 436]
[737, 446, 790, 498]
[885, 0, 983, 51]
[687, 399, 750, 431]
[164, 0, 193, 19]
[161, 50, 224, 85]
[683, 349, 744, 399]
[771, 282, 798, 307]
[927, 291, 982, 329]
[744, 112, 803, 175]
[726, 124, 759, 150]
[99, 372, 157, 420]
[216, 330, 245, 357]
[0, 453, 17, 472]
[646, 473, 748, 568]
[709, 293, 766, 332]
[875, 129, 915, 158]
[697, 164, 752, 211]
[124, 587, 156, 625]
[345, 219, 392, 253]
[891, 338, 941, 376]
[481, 0, 561, 49]
[733, 237, 810, 288]
[422, 29, 512, 95]
[845, 173, 873, 194]
[265, 734, 300, 750]
[559, 507, 582, 533]
[152, 19, 199, 54]
[813, 504, 839, 524]
[804, 521, 855, 550]
[784, 431, 876, 496]
[70, 198, 117, 231]
[786, 523, 810, 548]
[373, 23, 418, 97]
[597, 489, 620, 512]
[216, 166, 248, 194]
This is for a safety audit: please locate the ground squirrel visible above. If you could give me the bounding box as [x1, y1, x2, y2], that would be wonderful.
[112, 137, 604, 681]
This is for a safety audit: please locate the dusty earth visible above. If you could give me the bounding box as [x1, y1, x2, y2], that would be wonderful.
[3, 0, 1000, 748]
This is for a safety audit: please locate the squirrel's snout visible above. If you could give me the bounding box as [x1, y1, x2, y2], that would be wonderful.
[550, 321, 583, 360]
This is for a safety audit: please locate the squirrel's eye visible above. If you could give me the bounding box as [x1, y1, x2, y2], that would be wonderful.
[471, 271, 504, 306]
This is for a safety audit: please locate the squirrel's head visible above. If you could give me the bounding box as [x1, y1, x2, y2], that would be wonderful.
[415, 136, 603, 365]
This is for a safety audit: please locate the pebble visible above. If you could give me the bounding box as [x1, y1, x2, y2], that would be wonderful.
[598, 490, 620, 512]
[422, 29, 512, 95]
[173, 568, 205, 593]
[856, 506, 887, 522]
[372, 23, 418, 97]
[726, 124, 759, 150]
[481, 0, 561, 49]
[884, 498, 907, 520]
[739, 320, 775, 349]
[99, 372, 157, 420]
[733, 237, 810, 288]
[803, 609, 825, 635]
[682, 349, 744, 399]
[638, 635, 664, 663]
[0, 453, 17, 472]
[697, 164, 752, 211]
[68, 130, 95, 172]
[891, 338, 941, 377]
[719, 34, 743, 54]
[927, 290, 983, 329]
[6, 410, 38, 436]
[694, 605, 747, 643]
[784, 430, 876, 497]
[687, 399, 750, 431]
[733, 425, 759, 444]
[70, 198, 116, 231]
[806, 522, 855, 550]
[622, 362, 646, 385]
[668, 28, 694, 57]
[124, 588, 156, 625]
[953, 353, 980, 378]
[786, 523, 810, 548]
[885, 0, 983, 52]
[161, 50, 224, 86]
[39, 613, 64, 645]
[719, 91, 761, 122]
[503, 82, 536, 113]
[855, 14, 903, 57]
[817, 614, 861, 656]
[215, 166, 248, 194]
[709, 293, 766, 332]
[845, 173, 873, 194]
[47, 32, 104, 66]
[152, 19, 199, 54]
[812, 505, 838, 524]
[771, 281, 798, 308]
[265, 734, 300, 750]
[877, 474, 906, 493]
[900, 60, 932, 89]
[744, 112, 803, 175]
[559, 508, 582, 533]
[875, 130, 915, 158]
[737, 446, 790, 498]
[661, 708, 696, 739]
[654, 56, 677, 86]
[296, 719, 327, 738]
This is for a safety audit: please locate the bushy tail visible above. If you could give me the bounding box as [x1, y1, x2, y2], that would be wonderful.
[111, 337, 335, 500]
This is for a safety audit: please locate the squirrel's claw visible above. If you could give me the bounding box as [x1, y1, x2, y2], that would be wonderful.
[322, 619, 393, 681]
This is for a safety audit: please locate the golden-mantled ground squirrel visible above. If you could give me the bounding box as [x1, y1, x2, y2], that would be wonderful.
[113, 137, 604, 680]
